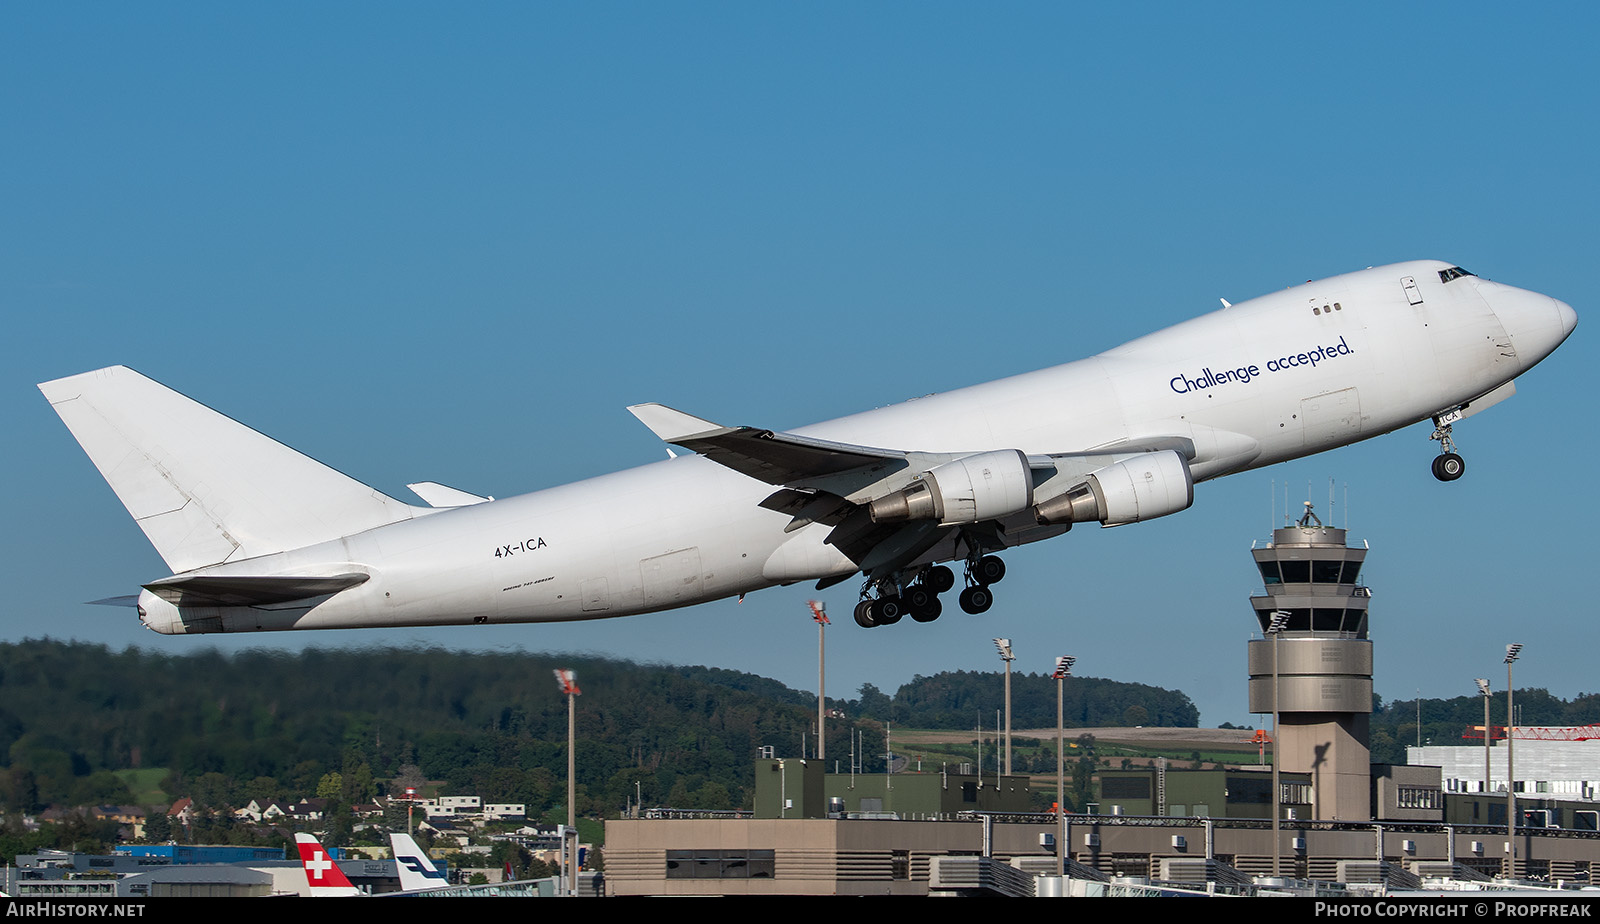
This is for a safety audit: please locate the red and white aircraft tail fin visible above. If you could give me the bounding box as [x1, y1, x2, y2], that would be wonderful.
[295, 833, 362, 897]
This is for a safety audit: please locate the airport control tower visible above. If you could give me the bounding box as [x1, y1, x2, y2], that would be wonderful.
[1248, 503, 1373, 821]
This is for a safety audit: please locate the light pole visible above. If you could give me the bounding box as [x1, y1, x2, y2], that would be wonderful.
[1052, 655, 1075, 878]
[1475, 678, 1491, 800]
[1267, 610, 1290, 879]
[554, 668, 581, 895]
[1505, 643, 1522, 878]
[994, 638, 1014, 776]
[810, 601, 829, 761]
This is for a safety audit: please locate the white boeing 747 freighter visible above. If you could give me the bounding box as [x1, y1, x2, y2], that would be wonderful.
[39, 260, 1576, 631]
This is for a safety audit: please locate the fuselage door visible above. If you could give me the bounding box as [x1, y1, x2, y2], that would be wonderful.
[1300, 388, 1362, 449]
[1401, 276, 1423, 306]
[641, 548, 704, 609]
[580, 577, 611, 612]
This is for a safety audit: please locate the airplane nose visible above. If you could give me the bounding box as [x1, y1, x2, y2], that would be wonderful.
[1486, 283, 1577, 369]
[1555, 297, 1578, 338]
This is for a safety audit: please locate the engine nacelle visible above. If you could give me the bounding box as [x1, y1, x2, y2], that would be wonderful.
[1032, 450, 1194, 526]
[868, 449, 1034, 525]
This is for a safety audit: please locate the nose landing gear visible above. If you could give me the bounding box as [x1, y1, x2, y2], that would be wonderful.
[1430, 416, 1466, 482]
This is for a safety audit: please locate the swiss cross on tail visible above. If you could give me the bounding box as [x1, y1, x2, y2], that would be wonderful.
[295, 833, 362, 896]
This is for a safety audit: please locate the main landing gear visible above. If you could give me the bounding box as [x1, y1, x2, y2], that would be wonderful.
[1429, 417, 1466, 483]
[957, 553, 1005, 615]
[852, 553, 1008, 627]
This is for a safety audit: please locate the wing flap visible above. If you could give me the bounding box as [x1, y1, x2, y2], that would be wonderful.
[629, 401, 1207, 579]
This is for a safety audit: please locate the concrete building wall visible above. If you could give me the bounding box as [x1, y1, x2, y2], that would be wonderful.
[752, 761, 1031, 819]
[1372, 763, 1445, 822]
[604, 816, 1600, 895]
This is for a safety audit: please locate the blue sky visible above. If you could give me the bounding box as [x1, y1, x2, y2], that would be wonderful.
[5, 4, 1596, 728]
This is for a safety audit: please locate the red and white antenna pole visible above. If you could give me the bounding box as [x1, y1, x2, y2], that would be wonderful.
[553, 669, 582, 895]
[809, 601, 829, 762]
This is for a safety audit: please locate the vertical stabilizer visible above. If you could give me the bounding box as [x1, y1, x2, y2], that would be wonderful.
[39, 366, 418, 573]
[390, 832, 449, 891]
[295, 833, 363, 897]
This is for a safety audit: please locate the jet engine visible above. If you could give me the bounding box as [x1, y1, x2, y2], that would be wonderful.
[1032, 450, 1193, 526]
[868, 449, 1033, 525]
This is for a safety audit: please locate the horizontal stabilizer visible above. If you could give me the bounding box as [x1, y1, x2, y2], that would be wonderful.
[407, 481, 492, 507]
[142, 572, 369, 607]
[39, 366, 420, 572]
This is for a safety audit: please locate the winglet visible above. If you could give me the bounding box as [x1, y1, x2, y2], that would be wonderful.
[407, 482, 492, 507]
[627, 403, 729, 443]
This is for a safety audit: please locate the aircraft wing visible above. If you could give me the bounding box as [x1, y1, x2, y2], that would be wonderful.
[628, 402, 1196, 493]
[628, 402, 1199, 581]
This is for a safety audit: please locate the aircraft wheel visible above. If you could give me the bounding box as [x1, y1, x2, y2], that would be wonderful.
[1432, 452, 1465, 482]
[911, 598, 942, 623]
[927, 565, 956, 594]
[906, 586, 935, 611]
[854, 600, 878, 628]
[975, 555, 1006, 585]
[959, 586, 993, 615]
[873, 596, 905, 625]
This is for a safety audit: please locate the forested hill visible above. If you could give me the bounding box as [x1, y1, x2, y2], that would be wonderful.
[0, 639, 1191, 815]
[857, 670, 1199, 729]
[1369, 689, 1600, 765]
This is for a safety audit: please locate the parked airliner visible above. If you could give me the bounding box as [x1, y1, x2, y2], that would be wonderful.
[40, 261, 1575, 631]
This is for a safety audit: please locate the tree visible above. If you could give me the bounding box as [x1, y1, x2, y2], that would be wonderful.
[2, 768, 39, 814]
[316, 772, 343, 801]
[341, 757, 376, 805]
[142, 810, 171, 844]
[393, 763, 426, 796]
[855, 683, 893, 719]
[1071, 754, 1095, 812]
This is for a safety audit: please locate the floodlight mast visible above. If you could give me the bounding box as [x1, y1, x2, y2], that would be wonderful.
[809, 600, 829, 763]
[995, 638, 1015, 775]
[554, 669, 581, 896]
[1052, 655, 1075, 878]
[1475, 678, 1491, 807]
[1504, 644, 1522, 877]
[1267, 610, 1290, 879]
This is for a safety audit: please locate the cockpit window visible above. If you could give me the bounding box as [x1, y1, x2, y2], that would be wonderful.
[1439, 266, 1476, 283]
